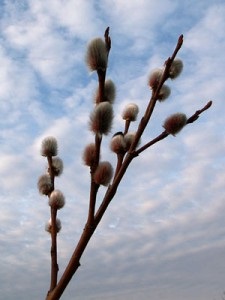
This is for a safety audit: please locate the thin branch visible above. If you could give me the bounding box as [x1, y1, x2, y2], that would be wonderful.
[186, 100, 212, 124]
[124, 120, 131, 135]
[87, 134, 102, 224]
[46, 156, 59, 293]
[104, 26, 111, 53]
[87, 178, 100, 225]
[135, 100, 213, 156]
[113, 153, 125, 181]
[47, 156, 55, 193]
[44, 34, 212, 300]
[129, 34, 183, 153]
[135, 131, 168, 155]
[49, 208, 59, 291]
[87, 27, 110, 223]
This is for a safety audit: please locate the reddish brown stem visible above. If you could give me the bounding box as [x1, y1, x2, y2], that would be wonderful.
[124, 120, 130, 135]
[104, 26, 111, 53]
[46, 156, 59, 294]
[113, 153, 125, 181]
[96, 69, 106, 103]
[136, 100, 213, 155]
[49, 208, 59, 291]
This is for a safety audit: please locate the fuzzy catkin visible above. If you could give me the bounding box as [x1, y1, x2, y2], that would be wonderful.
[169, 59, 183, 79]
[41, 136, 58, 157]
[163, 113, 187, 135]
[83, 143, 97, 166]
[122, 103, 139, 121]
[110, 133, 126, 154]
[49, 190, 65, 210]
[148, 68, 164, 89]
[158, 84, 171, 101]
[93, 161, 113, 186]
[90, 102, 113, 135]
[95, 79, 116, 103]
[124, 132, 139, 151]
[38, 174, 52, 195]
[45, 218, 62, 234]
[51, 157, 63, 176]
[86, 38, 108, 71]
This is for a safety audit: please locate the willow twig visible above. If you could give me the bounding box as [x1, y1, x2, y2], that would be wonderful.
[135, 100, 213, 156]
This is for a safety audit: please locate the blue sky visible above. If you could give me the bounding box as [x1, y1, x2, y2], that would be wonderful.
[0, 0, 225, 299]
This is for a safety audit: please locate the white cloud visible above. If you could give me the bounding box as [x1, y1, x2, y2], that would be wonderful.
[0, 1, 225, 300]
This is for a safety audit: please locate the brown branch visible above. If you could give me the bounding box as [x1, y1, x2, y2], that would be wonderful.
[124, 119, 131, 135]
[135, 131, 169, 155]
[47, 156, 55, 193]
[87, 134, 102, 224]
[135, 100, 213, 155]
[46, 99, 212, 300]
[104, 26, 111, 54]
[87, 28, 110, 223]
[186, 100, 212, 124]
[46, 156, 59, 294]
[129, 34, 183, 154]
[113, 153, 125, 181]
[87, 179, 100, 226]
[49, 208, 59, 291]
[45, 34, 192, 300]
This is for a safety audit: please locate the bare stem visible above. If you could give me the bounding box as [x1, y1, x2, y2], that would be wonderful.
[49, 208, 59, 291]
[186, 100, 212, 124]
[136, 100, 213, 155]
[87, 167, 100, 226]
[47, 156, 55, 192]
[124, 120, 130, 135]
[104, 26, 111, 53]
[46, 156, 59, 293]
[96, 69, 106, 103]
[113, 153, 125, 181]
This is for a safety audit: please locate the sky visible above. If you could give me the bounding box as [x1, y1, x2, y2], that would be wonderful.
[0, 0, 225, 299]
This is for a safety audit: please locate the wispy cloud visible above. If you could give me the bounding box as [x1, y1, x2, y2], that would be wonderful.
[0, 1, 225, 299]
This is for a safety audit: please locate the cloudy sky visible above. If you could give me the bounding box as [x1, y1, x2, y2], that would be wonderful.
[0, 0, 225, 299]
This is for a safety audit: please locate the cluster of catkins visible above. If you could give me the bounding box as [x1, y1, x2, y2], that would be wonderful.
[38, 137, 65, 233]
[83, 37, 141, 186]
[149, 60, 186, 135]
[38, 33, 186, 225]
[82, 35, 186, 188]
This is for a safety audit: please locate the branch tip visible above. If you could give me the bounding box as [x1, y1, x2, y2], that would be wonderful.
[105, 26, 110, 37]
[104, 27, 111, 52]
[178, 34, 184, 46]
[206, 100, 213, 109]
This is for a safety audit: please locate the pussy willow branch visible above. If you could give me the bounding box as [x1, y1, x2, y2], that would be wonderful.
[112, 35, 184, 178]
[112, 36, 184, 180]
[46, 156, 59, 294]
[135, 100, 213, 155]
[129, 34, 183, 154]
[45, 33, 213, 300]
[87, 27, 111, 226]
[45, 34, 185, 300]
